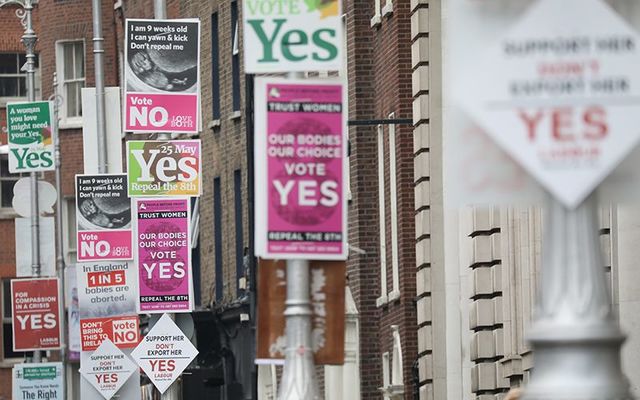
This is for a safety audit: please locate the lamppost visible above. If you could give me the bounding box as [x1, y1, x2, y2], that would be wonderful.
[0, 0, 42, 363]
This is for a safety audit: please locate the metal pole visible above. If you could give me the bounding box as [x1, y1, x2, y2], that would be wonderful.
[91, 0, 108, 173]
[278, 259, 320, 400]
[154, 0, 167, 19]
[152, 0, 181, 396]
[523, 193, 632, 399]
[52, 73, 67, 400]
[19, 0, 43, 364]
[277, 71, 320, 400]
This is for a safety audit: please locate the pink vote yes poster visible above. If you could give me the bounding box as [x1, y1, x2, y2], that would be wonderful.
[135, 198, 192, 313]
[254, 78, 347, 260]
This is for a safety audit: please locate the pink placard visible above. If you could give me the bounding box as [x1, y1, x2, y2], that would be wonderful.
[136, 198, 192, 313]
[77, 231, 133, 261]
[258, 80, 347, 259]
[125, 93, 198, 133]
[76, 174, 133, 261]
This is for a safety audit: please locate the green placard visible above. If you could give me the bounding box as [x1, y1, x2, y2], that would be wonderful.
[126, 140, 201, 197]
[7, 101, 55, 173]
[23, 366, 57, 380]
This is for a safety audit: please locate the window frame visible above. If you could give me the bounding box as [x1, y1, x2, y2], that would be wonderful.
[234, 169, 244, 296]
[0, 52, 41, 106]
[376, 124, 388, 307]
[371, 0, 382, 27]
[0, 154, 28, 217]
[63, 197, 78, 265]
[230, 0, 241, 114]
[55, 40, 86, 129]
[388, 114, 400, 302]
[211, 12, 221, 122]
[214, 177, 223, 302]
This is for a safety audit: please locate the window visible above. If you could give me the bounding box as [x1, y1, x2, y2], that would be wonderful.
[375, 119, 400, 306]
[63, 198, 77, 265]
[376, 124, 388, 307]
[0, 155, 27, 210]
[381, 352, 390, 400]
[211, 13, 221, 121]
[0, 53, 40, 104]
[55, 41, 85, 126]
[231, 0, 241, 113]
[214, 177, 223, 301]
[388, 115, 400, 301]
[371, 0, 381, 27]
[382, 0, 393, 17]
[372, 0, 392, 25]
[234, 170, 244, 296]
[2, 279, 32, 360]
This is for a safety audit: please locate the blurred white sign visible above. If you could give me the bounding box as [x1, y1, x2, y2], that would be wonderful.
[447, 0, 640, 208]
[12, 178, 57, 217]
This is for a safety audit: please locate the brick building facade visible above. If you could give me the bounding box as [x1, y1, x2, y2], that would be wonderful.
[0, 0, 119, 397]
[344, 0, 418, 397]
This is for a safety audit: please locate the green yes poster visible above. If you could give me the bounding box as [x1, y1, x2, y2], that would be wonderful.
[7, 101, 55, 173]
[243, 0, 343, 73]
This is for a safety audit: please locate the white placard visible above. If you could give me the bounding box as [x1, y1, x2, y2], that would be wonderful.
[243, 0, 343, 73]
[451, 0, 640, 208]
[80, 339, 137, 400]
[13, 362, 64, 400]
[131, 313, 198, 394]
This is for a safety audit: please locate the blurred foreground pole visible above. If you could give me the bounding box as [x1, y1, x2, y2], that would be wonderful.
[524, 194, 632, 399]
[278, 259, 320, 400]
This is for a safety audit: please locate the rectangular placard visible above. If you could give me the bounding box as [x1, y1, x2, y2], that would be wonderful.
[13, 362, 64, 400]
[254, 78, 347, 260]
[124, 19, 200, 133]
[243, 0, 343, 73]
[126, 140, 201, 197]
[11, 278, 62, 351]
[76, 174, 133, 261]
[135, 198, 193, 313]
[7, 101, 55, 173]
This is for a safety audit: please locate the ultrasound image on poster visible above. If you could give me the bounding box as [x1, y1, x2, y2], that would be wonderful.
[126, 19, 199, 94]
[76, 175, 131, 231]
